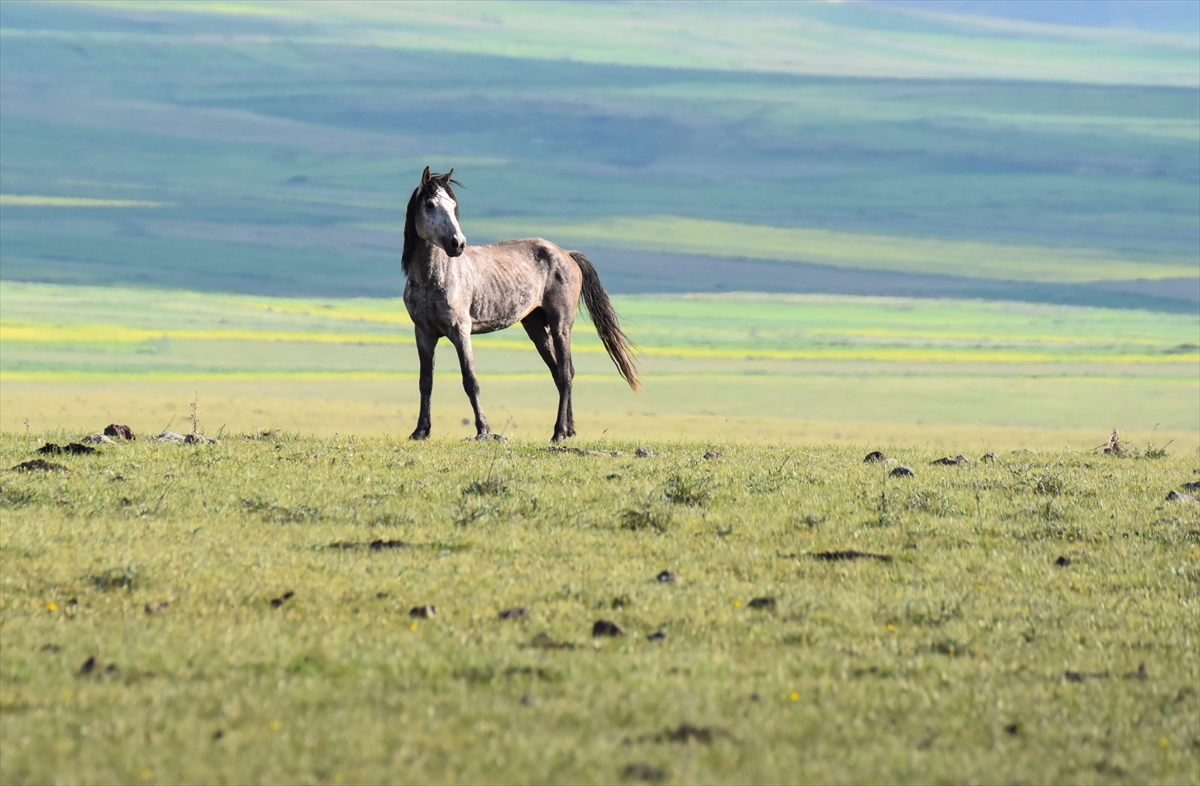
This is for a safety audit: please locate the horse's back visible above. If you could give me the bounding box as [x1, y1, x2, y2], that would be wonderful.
[474, 238, 581, 293]
[465, 238, 580, 333]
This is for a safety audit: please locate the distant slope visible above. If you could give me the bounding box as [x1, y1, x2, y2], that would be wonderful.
[0, 1, 1196, 308]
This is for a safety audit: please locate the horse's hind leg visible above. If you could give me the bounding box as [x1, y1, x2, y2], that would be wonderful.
[547, 316, 576, 442]
[523, 310, 573, 441]
[447, 328, 492, 439]
[521, 309, 560, 386]
[410, 326, 438, 440]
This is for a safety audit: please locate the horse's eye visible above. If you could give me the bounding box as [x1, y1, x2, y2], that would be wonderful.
[425, 200, 437, 209]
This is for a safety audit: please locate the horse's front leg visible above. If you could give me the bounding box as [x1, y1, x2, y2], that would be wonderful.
[448, 328, 492, 439]
[410, 326, 439, 440]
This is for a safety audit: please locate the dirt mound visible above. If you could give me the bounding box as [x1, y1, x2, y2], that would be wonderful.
[930, 455, 968, 466]
[592, 619, 625, 637]
[39, 443, 96, 455]
[889, 466, 915, 478]
[863, 451, 888, 463]
[527, 632, 575, 650]
[12, 459, 67, 472]
[103, 424, 136, 440]
[812, 550, 893, 563]
[327, 539, 408, 550]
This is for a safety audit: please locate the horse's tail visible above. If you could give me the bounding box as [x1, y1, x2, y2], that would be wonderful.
[570, 251, 641, 392]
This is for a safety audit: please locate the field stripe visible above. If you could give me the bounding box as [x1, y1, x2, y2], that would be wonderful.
[460, 216, 1198, 284]
[4, 370, 1196, 384]
[0, 195, 171, 208]
[2, 322, 1192, 365]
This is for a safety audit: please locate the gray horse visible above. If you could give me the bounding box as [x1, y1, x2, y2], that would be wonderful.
[402, 167, 640, 442]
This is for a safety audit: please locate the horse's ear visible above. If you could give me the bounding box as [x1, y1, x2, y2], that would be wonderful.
[421, 166, 431, 185]
[444, 168, 454, 182]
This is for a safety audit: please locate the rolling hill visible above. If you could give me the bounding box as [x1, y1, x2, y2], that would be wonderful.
[1, 1, 1197, 309]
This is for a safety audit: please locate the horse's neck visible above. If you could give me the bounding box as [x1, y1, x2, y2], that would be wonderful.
[406, 239, 453, 287]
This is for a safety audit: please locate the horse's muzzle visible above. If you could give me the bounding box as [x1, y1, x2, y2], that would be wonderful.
[446, 238, 466, 257]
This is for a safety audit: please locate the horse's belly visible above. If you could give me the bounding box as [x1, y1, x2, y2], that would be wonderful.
[469, 292, 538, 334]
[469, 314, 523, 335]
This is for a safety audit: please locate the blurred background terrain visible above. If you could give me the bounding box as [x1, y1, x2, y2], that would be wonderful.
[1, 0, 1196, 442]
[2, 0, 1197, 307]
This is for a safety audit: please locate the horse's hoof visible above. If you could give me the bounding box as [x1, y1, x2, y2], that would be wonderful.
[551, 433, 571, 443]
[409, 431, 430, 441]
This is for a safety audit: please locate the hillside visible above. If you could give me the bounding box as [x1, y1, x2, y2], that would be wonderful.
[0, 1, 1197, 310]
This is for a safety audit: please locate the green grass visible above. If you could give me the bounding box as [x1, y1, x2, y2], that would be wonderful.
[1, 434, 1197, 783]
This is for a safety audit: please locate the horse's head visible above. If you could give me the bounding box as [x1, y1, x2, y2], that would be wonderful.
[410, 166, 466, 257]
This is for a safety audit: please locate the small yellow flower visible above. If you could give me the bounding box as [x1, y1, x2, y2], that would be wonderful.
[48, 603, 57, 611]
[790, 692, 799, 701]
[1159, 738, 1169, 748]
[269, 720, 282, 732]
[734, 601, 741, 607]
[887, 624, 894, 631]
[410, 622, 418, 631]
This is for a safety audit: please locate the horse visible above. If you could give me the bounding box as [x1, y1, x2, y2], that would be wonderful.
[401, 167, 640, 442]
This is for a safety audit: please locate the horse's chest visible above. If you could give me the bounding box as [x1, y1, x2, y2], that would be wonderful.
[404, 285, 451, 326]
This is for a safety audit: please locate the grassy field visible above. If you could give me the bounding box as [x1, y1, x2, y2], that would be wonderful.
[1, 434, 1197, 783]
[1, 1, 1196, 307]
[2, 5, 1198, 779]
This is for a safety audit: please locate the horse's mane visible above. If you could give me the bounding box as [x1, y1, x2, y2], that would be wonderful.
[402, 171, 462, 275]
